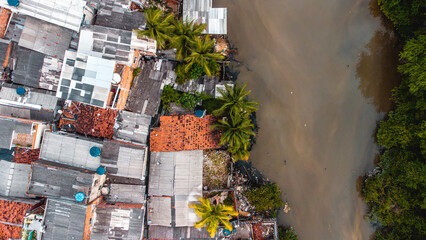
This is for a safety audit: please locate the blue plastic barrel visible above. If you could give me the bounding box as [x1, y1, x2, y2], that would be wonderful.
[7, 0, 20, 7]
[16, 87, 26, 96]
[96, 166, 106, 175]
[195, 109, 204, 118]
[90, 146, 101, 157]
[75, 192, 85, 202]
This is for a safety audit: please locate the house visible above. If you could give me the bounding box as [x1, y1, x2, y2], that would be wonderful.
[27, 160, 106, 204]
[94, 0, 147, 31]
[78, 25, 156, 66]
[0, 199, 33, 239]
[18, 16, 73, 59]
[58, 101, 118, 139]
[183, 0, 227, 35]
[126, 60, 177, 116]
[148, 150, 203, 226]
[56, 51, 116, 108]
[147, 150, 209, 239]
[114, 111, 151, 146]
[39, 132, 103, 170]
[42, 198, 101, 240]
[0, 160, 32, 198]
[100, 140, 148, 181]
[0, 0, 86, 32]
[0, 117, 37, 150]
[150, 114, 220, 152]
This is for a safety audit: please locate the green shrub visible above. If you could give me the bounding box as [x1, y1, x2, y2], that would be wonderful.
[189, 64, 203, 80]
[246, 183, 284, 214]
[132, 67, 141, 79]
[278, 226, 298, 240]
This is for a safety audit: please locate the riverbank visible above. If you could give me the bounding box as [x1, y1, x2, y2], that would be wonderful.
[215, 0, 400, 239]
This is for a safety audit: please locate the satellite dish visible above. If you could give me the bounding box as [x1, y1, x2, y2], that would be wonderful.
[112, 73, 121, 84]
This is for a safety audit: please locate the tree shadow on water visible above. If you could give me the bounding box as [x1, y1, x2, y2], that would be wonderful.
[356, 30, 401, 112]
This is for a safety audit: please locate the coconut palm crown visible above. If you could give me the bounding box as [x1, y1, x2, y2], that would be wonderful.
[213, 83, 259, 117]
[170, 19, 206, 61]
[136, 8, 174, 49]
[211, 111, 255, 151]
[189, 198, 238, 237]
[184, 35, 224, 76]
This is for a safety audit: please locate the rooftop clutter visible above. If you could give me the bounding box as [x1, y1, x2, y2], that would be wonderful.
[150, 114, 221, 152]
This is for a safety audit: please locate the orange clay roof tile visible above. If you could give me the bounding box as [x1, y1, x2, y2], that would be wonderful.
[150, 115, 221, 152]
[0, 8, 11, 39]
[59, 102, 118, 139]
[13, 148, 40, 164]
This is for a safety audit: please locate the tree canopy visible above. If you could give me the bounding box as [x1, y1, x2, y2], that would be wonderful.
[136, 8, 174, 49]
[213, 83, 259, 117]
[184, 36, 224, 77]
[189, 198, 238, 237]
[170, 19, 206, 61]
[246, 183, 284, 215]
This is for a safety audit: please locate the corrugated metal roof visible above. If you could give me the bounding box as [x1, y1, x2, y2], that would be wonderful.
[78, 25, 133, 65]
[147, 196, 171, 226]
[95, 0, 146, 31]
[27, 160, 98, 203]
[0, 86, 58, 110]
[91, 206, 144, 240]
[183, 0, 227, 35]
[18, 16, 73, 59]
[56, 50, 115, 108]
[101, 140, 146, 179]
[114, 111, 151, 145]
[0, 117, 32, 149]
[43, 199, 87, 240]
[0, 0, 86, 32]
[11, 46, 44, 88]
[0, 160, 32, 198]
[148, 225, 214, 239]
[107, 184, 145, 204]
[148, 152, 174, 196]
[39, 132, 102, 170]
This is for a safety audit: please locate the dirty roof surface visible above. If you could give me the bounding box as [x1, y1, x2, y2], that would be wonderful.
[0, 117, 32, 149]
[107, 183, 145, 204]
[39, 132, 102, 170]
[114, 111, 151, 145]
[11, 46, 45, 88]
[59, 101, 118, 138]
[182, 0, 227, 35]
[18, 16, 73, 59]
[0, 85, 59, 110]
[101, 140, 146, 179]
[38, 56, 63, 91]
[0, 0, 86, 32]
[147, 196, 171, 226]
[91, 206, 144, 240]
[43, 198, 87, 240]
[0, 105, 55, 122]
[13, 148, 40, 164]
[126, 60, 177, 116]
[3, 13, 26, 42]
[150, 115, 220, 152]
[148, 225, 213, 240]
[78, 25, 133, 64]
[0, 160, 31, 198]
[57, 51, 115, 108]
[27, 160, 95, 203]
[95, 0, 146, 31]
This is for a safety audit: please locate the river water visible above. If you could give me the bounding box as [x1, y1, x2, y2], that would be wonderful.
[214, 0, 400, 239]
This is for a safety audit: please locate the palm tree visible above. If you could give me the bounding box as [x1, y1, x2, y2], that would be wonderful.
[189, 198, 238, 237]
[136, 8, 174, 49]
[228, 145, 250, 161]
[213, 83, 259, 117]
[211, 111, 255, 150]
[170, 19, 206, 61]
[184, 35, 224, 76]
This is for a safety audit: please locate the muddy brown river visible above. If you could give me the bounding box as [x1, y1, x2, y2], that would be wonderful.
[214, 0, 400, 239]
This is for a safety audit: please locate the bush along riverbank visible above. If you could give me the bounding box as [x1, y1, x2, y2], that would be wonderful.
[361, 1, 426, 239]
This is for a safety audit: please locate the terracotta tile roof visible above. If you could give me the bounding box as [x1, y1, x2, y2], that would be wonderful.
[150, 115, 220, 152]
[0, 8, 12, 39]
[59, 102, 118, 139]
[0, 224, 22, 239]
[0, 200, 31, 225]
[13, 148, 40, 164]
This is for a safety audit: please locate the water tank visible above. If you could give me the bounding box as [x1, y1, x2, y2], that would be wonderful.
[16, 87, 26, 96]
[90, 146, 101, 157]
[75, 192, 85, 202]
[7, 0, 20, 7]
[96, 166, 106, 175]
[112, 73, 121, 84]
[195, 109, 204, 118]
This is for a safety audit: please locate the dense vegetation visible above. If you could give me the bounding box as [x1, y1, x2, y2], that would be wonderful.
[362, 1, 426, 239]
[278, 226, 299, 240]
[378, 0, 426, 37]
[211, 84, 259, 160]
[189, 198, 238, 237]
[246, 183, 284, 217]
